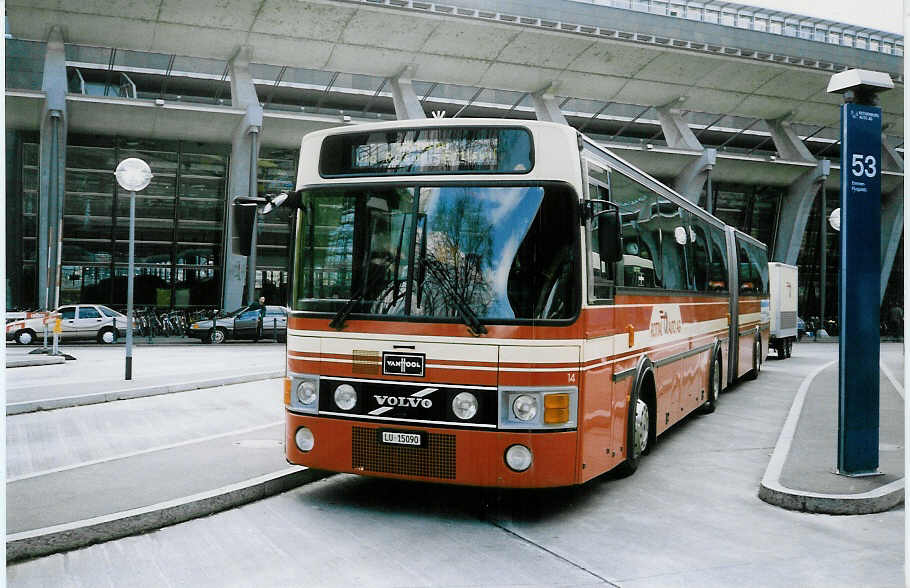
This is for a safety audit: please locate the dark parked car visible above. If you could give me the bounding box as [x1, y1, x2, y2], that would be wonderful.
[187, 305, 287, 344]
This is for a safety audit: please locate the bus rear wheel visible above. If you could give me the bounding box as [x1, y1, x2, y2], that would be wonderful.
[745, 339, 761, 380]
[700, 353, 721, 414]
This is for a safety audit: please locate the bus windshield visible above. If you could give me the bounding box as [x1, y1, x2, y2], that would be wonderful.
[293, 184, 579, 323]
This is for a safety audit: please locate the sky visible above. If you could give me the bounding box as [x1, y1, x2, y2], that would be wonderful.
[734, 0, 903, 34]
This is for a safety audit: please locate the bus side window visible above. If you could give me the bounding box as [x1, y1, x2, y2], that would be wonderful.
[611, 171, 661, 290]
[587, 172, 614, 300]
[690, 220, 710, 292]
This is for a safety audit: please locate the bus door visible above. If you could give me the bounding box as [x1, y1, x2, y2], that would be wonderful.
[580, 159, 618, 480]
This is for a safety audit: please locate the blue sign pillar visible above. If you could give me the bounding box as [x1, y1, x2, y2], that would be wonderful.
[837, 102, 882, 475]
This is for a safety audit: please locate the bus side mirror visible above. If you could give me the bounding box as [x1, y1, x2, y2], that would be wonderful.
[231, 200, 259, 256]
[596, 207, 623, 263]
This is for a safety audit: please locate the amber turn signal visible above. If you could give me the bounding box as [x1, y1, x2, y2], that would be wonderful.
[283, 378, 292, 405]
[544, 393, 570, 424]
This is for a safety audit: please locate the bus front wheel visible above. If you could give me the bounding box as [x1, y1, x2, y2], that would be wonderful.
[618, 380, 651, 476]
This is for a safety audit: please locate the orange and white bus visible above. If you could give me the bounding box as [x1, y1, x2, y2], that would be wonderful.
[270, 119, 769, 487]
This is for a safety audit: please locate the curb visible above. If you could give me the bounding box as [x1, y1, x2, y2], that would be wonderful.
[758, 359, 905, 515]
[6, 466, 334, 563]
[7, 371, 285, 415]
[7, 356, 66, 368]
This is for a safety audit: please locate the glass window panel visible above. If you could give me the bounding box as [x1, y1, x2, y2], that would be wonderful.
[176, 243, 219, 265]
[799, 25, 813, 39]
[869, 39, 880, 51]
[131, 174, 177, 198]
[753, 18, 767, 31]
[111, 264, 173, 306]
[784, 22, 797, 36]
[114, 241, 172, 264]
[173, 267, 220, 306]
[769, 20, 782, 34]
[119, 148, 178, 174]
[116, 195, 175, 220]
[720, 11, 735, 25]
[63, 212, 113, 240]
[736, 14, 751, 28]
[686, 6, 701, 19]
[179, 178, 224, 200]
[855, 36, 867, 49]
[611, 172, 661, 289]
[64, 193, 113, 217]
[23, 192, 37, 215]
[67, 146, 117, 171]
[883, 42, 893, 54]
[23, 238, 37, 261]
[69, 266, 114, 305]
[62, 240, 112, 263]
[175, 224, 221, 245]
[178, 198, 223, 222]
[181, 152, 226, 177]
[23, 143, 39, 166]
[113, 217, 175, 242]
[829, 31, 840, 44]
[704, 9, 718, 23]
[66, 170, 114, 194]
[257, 222, 289, 247]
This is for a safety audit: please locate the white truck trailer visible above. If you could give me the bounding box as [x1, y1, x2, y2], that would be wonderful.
[768, 262, 798, 359]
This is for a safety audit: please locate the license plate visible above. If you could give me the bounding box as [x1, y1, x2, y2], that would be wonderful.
[379, 430, 424, 447]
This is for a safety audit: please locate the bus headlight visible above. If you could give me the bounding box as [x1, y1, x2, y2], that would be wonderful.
[512, 394, 538, 421]
[297, 381, 317, 406]
[452, 392, 478, 420]
[505, 444, 533, 472]
[295, 427, 315, 452]
[334, 384, 357, 411]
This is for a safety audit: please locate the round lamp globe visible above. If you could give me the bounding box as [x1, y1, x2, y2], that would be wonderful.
[115, 158, 153, 192]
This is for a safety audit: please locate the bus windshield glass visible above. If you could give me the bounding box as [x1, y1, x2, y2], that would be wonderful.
[293, 185, 579, 323]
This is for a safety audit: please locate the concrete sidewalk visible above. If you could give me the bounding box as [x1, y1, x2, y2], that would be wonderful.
[6, 344, 286, 414]
[759, 343, 905, 514]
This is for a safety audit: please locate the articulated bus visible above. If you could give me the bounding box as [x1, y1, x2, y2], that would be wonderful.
[272, 119, 769, 487]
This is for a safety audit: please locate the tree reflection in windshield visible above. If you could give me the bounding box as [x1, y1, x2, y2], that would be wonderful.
[294, 185, 579, 323]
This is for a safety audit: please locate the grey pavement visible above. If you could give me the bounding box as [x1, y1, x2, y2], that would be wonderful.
[759, 342, 905, 514]
[6, 343, 286, 413]
[5, 344, 328, 562]
[7, 340, 902, 587]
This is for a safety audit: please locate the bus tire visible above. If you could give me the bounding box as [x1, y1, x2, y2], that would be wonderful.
[745, 338, 761, 380]
[617, 377, 652, 476]
[700, 353, 722, 414]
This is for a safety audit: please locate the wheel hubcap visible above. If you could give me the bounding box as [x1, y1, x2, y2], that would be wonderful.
[633, 398, 649, 456]
[712, 360, 720, 402]
[102, 331, 115, 343]
[19, 332, 32, 345]
[213, 331, 224, 343]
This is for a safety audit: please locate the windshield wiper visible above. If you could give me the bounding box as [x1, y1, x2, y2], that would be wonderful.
[423, 259, 488, 336]
[329, 262, 395, 330]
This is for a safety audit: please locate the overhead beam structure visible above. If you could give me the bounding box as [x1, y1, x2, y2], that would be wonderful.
[38, 26, 68, 312]
[223, 45, 263, 311]
[880, 137, 904, 302]
[390, 66, 426, 120]
[773, 160, 830, 264]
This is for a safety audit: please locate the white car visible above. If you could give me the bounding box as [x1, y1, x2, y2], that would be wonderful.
[6, 304, 131, 345]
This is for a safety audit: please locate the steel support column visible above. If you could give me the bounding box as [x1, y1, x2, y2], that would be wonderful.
[767, 118, 816, 163]
[773, 160, 831, 264]
[37, 26, 68, 312]
[879, 137, 904, 302]
[389, 66, 426, 120]
[656, 106, 702, 151]
[222, 46, 263, 311]
[673, 148, 716, 203]
[530, 83, 568, 126]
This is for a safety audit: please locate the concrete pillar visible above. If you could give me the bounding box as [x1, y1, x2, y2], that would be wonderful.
[37, 26, 68, 311]
[656, 107, 702, 151]
[7, 132, 23, 308]
[673, 148, 716, 203]
[773, 160, 830, 264]
[389, 66, 426, 120]
[530, 84, 568, 126]
[222, 46, 263, 311]
[879, 137, 903, 303]
[766, 118, 815, 163]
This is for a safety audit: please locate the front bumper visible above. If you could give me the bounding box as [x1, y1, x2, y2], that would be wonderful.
[285, 412, 579, 488]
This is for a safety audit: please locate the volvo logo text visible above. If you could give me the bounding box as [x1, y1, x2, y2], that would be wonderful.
[373, 395, 433, 408]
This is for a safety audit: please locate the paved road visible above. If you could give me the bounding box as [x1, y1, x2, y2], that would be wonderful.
[8, 343, 903, 587]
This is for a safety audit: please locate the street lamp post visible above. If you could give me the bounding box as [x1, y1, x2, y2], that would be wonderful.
[115, 158, 152, 381]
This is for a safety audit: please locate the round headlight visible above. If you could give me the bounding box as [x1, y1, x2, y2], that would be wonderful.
[452, 391, 478, 420]
[334, 384, 357, 411]
[295, 427, 315, 452]
[505, 444, 533, 472]
[512, 394, 538, 422]
[296, 381, 317, 406]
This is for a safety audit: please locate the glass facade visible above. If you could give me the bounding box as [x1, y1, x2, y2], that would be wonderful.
[6, 133, 297, 311]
